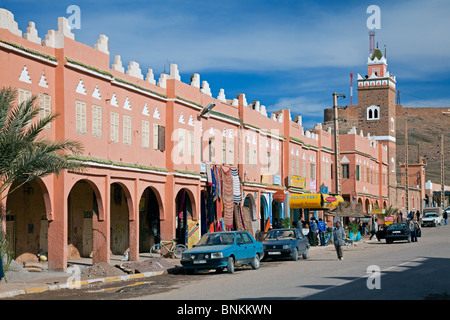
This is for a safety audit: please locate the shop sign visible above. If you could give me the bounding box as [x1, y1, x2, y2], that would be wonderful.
[369, 208, 385, 215]
[273, 191, 286, 203]
[273, 174, 281, 185]
[288, 175, 306, 189]
[289, 193, 322, 209]
[384, 215, 395, 226]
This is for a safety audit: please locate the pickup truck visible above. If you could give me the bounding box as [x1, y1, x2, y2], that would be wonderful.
[421, 208, 443, 227]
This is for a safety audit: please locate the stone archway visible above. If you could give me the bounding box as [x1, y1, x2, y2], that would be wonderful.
[110, 182, 131, 256]
[175, 188, 194, 246]
[5, 179, 50, 263]
[139, 187, 162, 253]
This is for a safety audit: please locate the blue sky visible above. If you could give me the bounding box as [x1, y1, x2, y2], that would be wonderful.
[4, 0, 450, 129]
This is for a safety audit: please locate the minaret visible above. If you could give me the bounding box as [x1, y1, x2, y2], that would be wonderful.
[357, 48, 398, 205]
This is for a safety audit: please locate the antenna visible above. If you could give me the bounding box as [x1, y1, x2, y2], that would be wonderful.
[369, 31, 376, 55]
[350, 73, 354, 105]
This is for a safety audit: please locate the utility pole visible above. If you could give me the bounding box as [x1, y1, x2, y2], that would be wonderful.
[441, 134, 445, 210]
[332, 93, 345, 196]
[405, 121, 409, 215]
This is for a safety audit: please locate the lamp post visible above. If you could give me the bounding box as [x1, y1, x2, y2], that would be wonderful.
[333, 93, 345, 196]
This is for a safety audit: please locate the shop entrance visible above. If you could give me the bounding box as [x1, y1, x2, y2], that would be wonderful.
[139, 187, 161, 253]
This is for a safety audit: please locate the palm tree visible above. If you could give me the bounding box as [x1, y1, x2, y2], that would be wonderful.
[0, 87, 84, 201]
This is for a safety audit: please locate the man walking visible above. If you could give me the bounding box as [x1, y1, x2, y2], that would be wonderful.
[333, 221, 346, 260]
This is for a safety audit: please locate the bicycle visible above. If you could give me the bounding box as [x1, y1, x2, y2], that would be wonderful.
[150, 238, 187, 259]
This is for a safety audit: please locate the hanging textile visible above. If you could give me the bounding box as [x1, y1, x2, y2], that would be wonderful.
[231, 168, 241, 203]
[234, 204, 246, 231]
[206, 163, 212, 186]
[222, 167, 234, 229]
[215, 166, 222, 200]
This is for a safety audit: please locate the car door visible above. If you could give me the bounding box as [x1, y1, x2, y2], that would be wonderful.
[241, 232, 258, 263]
[234, 233, 248, 265]
[296, 229, 307, 253]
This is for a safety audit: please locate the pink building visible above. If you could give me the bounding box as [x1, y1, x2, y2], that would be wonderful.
[0, 9, 389, 270]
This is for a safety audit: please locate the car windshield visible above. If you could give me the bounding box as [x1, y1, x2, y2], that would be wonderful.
[265, 230, 296, 240]
[387, 223, 407, 230]
[196, 233, 235, 246]
[425, 213, 438, 217]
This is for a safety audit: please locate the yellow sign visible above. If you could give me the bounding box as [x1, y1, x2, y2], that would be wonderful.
[369, 209, 385, 215]
[186, 220, 200, 249]
[289, 175, 306, 189]
[290, 194, 322, 209]
[289, 194, 344, 209]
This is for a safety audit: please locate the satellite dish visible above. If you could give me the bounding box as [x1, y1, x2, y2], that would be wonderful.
[199, 102, 215, 117]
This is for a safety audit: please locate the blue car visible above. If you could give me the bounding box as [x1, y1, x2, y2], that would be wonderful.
[181, 231, 264, 274]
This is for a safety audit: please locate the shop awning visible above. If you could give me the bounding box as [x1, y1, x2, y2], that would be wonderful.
[289, 193, 344, 210]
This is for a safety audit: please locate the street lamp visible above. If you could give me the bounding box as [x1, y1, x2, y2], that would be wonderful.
[333, 93, 345, 196]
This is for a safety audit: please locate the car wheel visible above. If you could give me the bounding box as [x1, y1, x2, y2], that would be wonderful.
[292, 248, 299, 261]
[302, 247, 309, 260]
[251, 254, 260, 270]
[227, 257, 235, 274]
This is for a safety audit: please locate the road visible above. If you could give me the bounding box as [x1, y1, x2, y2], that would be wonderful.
[10, 224, 450, 301]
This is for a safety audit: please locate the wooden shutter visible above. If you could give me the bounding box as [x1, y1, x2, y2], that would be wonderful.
[158, 125, 165, 151]
[92, 105, 102, 137]
[123, 115, 132, 145]
[178, 128, 185, 155]
[111, 112, 119, 142]
[142, 120, 149, 148]
[76, 100, 87, 134]
[38, 93, 52, 130]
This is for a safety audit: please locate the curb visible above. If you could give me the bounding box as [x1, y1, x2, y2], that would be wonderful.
[0, 270, 166, 299]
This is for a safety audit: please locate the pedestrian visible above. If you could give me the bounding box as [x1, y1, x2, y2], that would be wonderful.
[318, 218, 327, 246]
[309, 217, 319, 246]
[297, 218, 303, 230]
[443, 210, 448, 225]
[358, 220, 364, 236]
[0, 252, 5, 283]
[370, 218, 378, 240]
[333, 221, 346, 260]
[416, 210, 420, 222]
[409, 219, 417, 242]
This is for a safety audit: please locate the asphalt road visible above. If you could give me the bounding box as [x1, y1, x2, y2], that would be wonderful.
[11, 223, 450, 301]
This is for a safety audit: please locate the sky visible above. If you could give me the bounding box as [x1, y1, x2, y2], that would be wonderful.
[3, 0, 450, 129]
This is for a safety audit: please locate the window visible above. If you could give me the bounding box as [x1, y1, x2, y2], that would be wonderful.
[92, 105, 102, 137]
[18, 88, 32, 106]
[252, 148, 257, 169]
[227, 140, 234, 165]
[367, 105, 380, 120]
[153, 124, 165, 151]
[222, 138, 227, 164]
[342, 164, 350, 179]
[141, 120, 149, 148]
[110, 112, 119, 142]
[123, 115, 132, 145]
[76, 100, 87, 134]
[178, 128, 185, 155]
[188, 131, 194, 157]
[208, 137, 215, 162]
[310, 163, 316, 180]
[356, 165, 360, 181]
[38, 93, 51, 130]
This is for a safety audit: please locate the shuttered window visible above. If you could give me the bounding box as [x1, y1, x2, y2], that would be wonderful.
[75, 100, 87, 134]
[38, 93, 51, 130]
[92, 105, 102, 137]
[188, 130, 195, 157]
[123, 115, 132, 145]
[19, 89, 32, 126]
[110, 112, 119, 142]
[222, 138, 227, 164]
[228, 140, 234, 165]
[142, 120, 150, 148]
[153, 123, 165, 151]
[178, 128, 185, 155]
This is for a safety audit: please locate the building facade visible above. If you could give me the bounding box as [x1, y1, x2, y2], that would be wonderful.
[0, 9, 391, 270]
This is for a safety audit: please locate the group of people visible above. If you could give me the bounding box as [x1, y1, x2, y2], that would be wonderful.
[296, 217, 329, 247]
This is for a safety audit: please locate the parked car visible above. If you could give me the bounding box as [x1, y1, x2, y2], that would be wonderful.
[385, 223, 411, 243]
[421, 209, 443, 227]
[180, 231, 264, 274]
[262, 228, 310, 261]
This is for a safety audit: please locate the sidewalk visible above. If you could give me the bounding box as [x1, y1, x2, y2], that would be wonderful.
[0, 253, 181, 299]
[0, 238, 373, 299]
